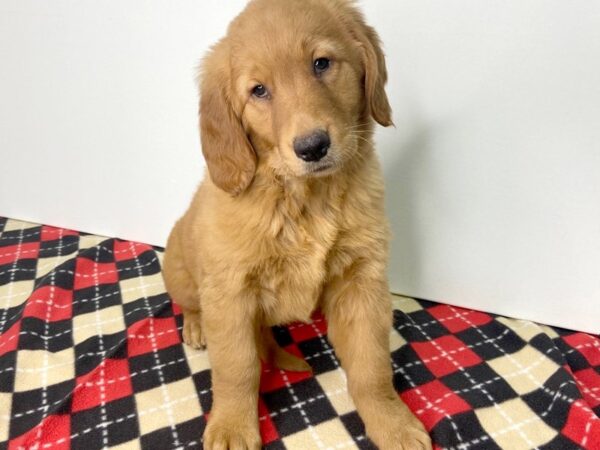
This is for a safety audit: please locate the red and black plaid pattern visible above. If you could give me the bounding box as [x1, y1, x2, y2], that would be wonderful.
[0, 216, 599, 449]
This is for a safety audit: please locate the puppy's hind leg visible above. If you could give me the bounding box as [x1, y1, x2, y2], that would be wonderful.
[181, 309, 206, 350]
[162, 222, 206, 349]
[258, 327, 312, 372]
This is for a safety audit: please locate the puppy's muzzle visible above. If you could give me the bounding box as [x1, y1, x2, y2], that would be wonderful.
[293, 129, 330, 162]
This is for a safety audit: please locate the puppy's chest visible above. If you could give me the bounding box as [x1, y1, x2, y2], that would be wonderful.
[256, 207, 339, 325]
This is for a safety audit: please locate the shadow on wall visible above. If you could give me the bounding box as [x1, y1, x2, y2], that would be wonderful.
[383, 120, 437, 299]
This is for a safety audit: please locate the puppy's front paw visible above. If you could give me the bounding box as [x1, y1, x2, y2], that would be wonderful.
[182, 310, 206, 349]
[365, 400, 432, 450]
[369, 418, 432, 450]
[203, 416, 261, 450]
[396, 425, 432, 450]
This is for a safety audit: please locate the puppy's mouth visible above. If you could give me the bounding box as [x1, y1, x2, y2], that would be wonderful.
[304, 161, 337, 177]
[312, 163, 332, 173]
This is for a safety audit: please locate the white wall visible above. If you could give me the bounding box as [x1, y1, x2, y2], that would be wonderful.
[0, 0, 241, 243]
[1, 1, 598, 332]
[365, 0, 600, 334]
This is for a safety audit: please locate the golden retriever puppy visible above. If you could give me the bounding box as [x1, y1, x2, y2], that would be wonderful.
[163, 0, 432, 448]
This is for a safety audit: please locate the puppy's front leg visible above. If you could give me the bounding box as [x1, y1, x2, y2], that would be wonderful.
[201, 285, 262, 450]
[322, 272, 432, 450]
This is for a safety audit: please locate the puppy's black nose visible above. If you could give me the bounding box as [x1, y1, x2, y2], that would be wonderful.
[293, 130, 330, 162]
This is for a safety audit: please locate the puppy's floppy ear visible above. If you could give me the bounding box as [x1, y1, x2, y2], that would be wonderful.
[339, 4, 393, 127]
[360, 27, 393, 127]
[199, 41, 256, 195]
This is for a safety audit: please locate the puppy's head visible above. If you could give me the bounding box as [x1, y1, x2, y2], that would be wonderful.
[199, 0, 392, 195]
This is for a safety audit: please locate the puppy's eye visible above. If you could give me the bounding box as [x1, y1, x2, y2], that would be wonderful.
[313, 57, 330, 76]
[252, 84, 269, 98]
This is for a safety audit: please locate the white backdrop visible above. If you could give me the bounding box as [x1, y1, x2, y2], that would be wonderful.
[1, 1, 599, 332]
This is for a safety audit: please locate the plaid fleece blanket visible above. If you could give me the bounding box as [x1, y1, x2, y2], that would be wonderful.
[0, 217, 599, 450]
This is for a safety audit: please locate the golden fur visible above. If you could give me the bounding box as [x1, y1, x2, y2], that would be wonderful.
[163, 0, 432, 448]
